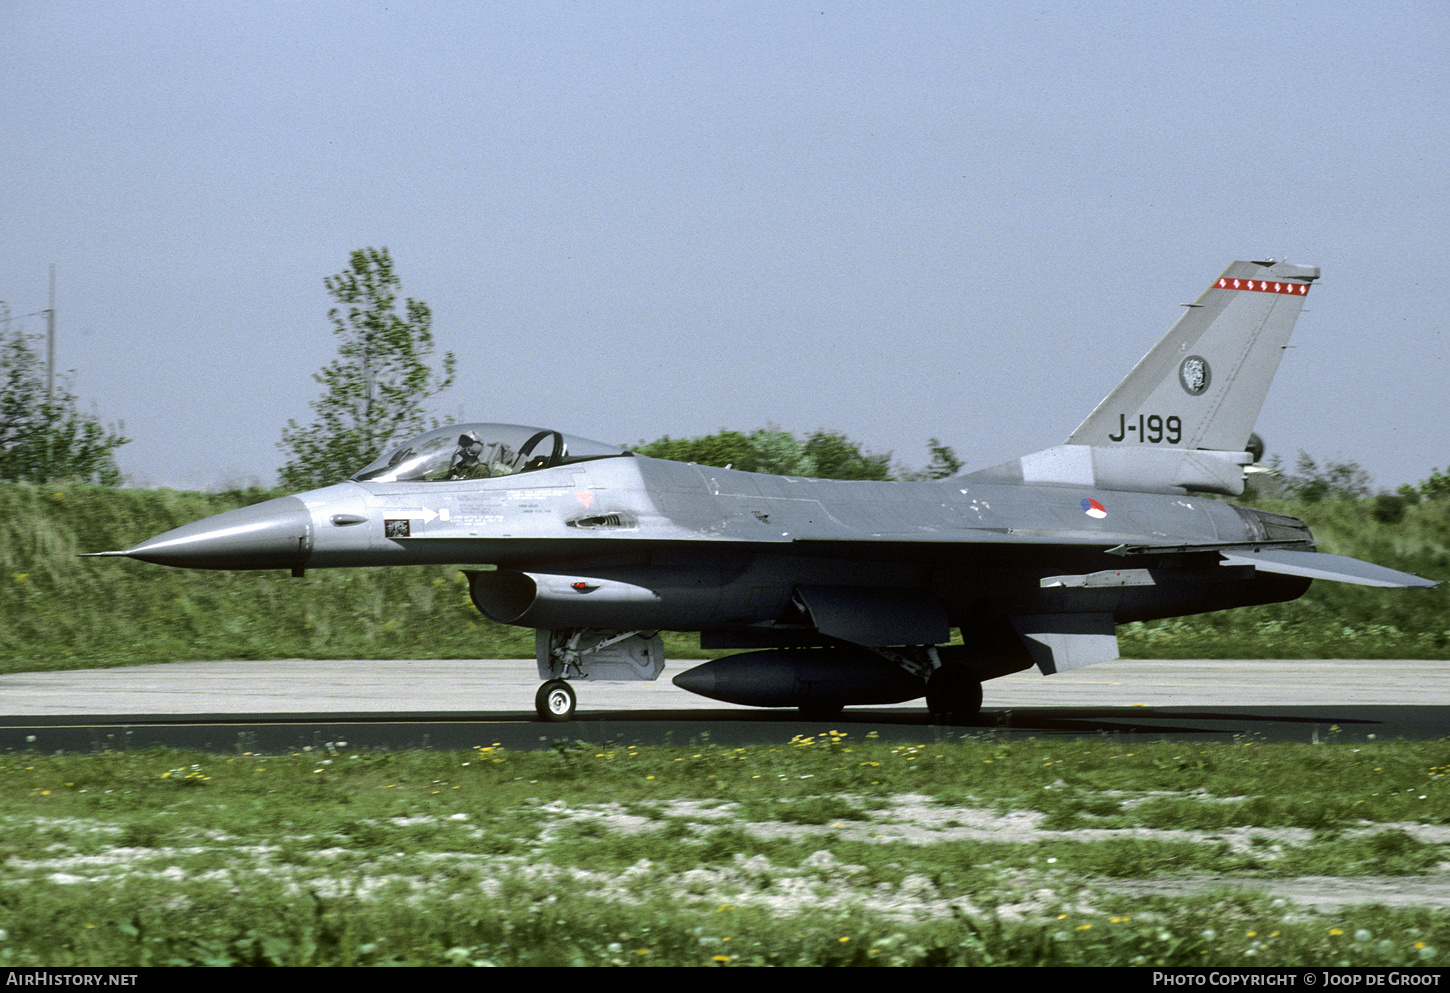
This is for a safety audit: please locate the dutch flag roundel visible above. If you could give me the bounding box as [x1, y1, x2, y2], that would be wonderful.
[1081, 498, 1107, 519]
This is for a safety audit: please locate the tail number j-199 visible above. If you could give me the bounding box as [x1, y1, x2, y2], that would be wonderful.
[1108, 413, 1181, 444]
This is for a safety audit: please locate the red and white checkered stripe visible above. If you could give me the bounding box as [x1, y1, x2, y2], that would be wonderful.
[1216, 277, 1309, 295]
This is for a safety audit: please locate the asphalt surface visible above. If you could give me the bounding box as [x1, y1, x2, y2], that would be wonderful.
[2, 658, 1447, 751]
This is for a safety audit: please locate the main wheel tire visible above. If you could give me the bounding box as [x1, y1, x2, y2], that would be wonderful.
[535, 679, 577, 722]
[926, 666, 983, 724]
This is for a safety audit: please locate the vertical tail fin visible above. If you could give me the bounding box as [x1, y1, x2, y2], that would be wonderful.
[965, 259, 1320, 495]
[1066, 259, 1318, 452]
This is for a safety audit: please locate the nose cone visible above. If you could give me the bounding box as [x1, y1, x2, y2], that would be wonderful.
[104, 495, 313, 571]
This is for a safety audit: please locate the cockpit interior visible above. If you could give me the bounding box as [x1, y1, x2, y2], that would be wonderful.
[352, 423, 627, 483]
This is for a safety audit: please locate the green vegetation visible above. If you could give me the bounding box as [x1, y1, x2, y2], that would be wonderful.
[631, 427, 897, 480]
[1271, 451, 1373, 502]
[1120, 493, 1450, 659]
[629, 427, 965, 482]
[1, 482, 1445, 674]
[2, 735, 1449, 966]
[0, 313, 128, 485]
[278, 248, 457, 491]
[1406, 467, 1450, 504]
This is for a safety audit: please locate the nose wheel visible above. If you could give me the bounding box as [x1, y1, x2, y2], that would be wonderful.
[535, 679, 577, 722]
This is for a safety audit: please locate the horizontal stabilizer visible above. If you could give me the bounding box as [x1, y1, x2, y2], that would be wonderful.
[1220, 548, 1439, 589]
[1011, 613, 1119, 674]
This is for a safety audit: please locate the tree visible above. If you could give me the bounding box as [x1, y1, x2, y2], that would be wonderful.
[1273, 450, 1372, 502]
[279, 249, 456, 490]
[801, 429, 893, 480]
[630, 430, 755, 470]
[630, 426, 893, 480]
[894, 438, 964, 481]
[0, 320, 127, 485]
[1399, 467, 1450, 503]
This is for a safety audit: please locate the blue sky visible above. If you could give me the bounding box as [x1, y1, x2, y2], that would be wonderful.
[3, 0, 1445, 490]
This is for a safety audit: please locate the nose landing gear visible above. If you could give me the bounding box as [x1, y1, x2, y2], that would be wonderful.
[535, 679, 577, 722]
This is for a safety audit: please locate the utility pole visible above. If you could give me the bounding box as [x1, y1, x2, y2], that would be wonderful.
[46, 264, 55, 398]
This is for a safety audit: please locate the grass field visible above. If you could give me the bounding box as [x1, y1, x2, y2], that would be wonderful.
[2, 734, 1450, 966]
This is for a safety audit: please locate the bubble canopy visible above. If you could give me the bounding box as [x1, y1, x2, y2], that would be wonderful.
[351, 423, 627, 483]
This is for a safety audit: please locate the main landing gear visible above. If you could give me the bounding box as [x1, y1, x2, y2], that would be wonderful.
[535, 680, 577, 722]
[925, 665, 983, 724]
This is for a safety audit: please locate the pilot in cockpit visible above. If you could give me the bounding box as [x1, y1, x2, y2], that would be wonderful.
[447, 431, 521, 479]
[447, 431, 491, 479]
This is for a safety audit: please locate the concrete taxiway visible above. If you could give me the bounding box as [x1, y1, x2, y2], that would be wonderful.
[0, 658, 1447, 752]
[2, 657, 1448, 716]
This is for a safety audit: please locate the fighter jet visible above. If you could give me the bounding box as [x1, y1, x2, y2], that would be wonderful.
[87, 259, 1436, 721]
